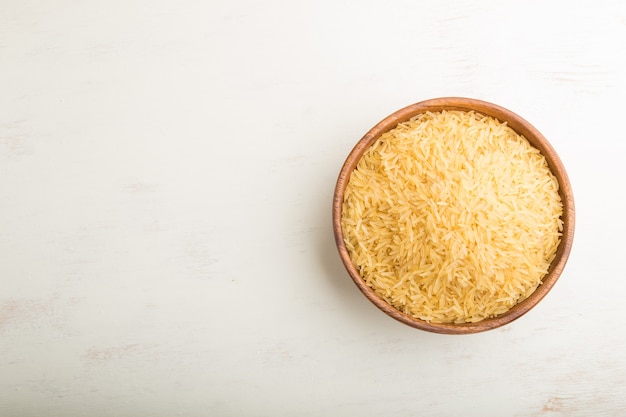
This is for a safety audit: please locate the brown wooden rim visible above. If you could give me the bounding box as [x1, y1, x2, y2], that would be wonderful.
[332, 97, 575, 334]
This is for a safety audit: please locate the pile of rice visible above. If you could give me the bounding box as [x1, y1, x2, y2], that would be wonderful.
[341, 110, 563, 324]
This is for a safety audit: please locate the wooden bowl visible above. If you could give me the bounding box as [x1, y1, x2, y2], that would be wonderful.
[332, 97, 575, 334]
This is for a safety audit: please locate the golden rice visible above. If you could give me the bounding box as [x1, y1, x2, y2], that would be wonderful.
[341, 110, 563, 323]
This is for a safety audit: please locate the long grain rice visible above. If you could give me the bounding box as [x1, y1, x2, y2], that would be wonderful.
[341, 110, 563, 323]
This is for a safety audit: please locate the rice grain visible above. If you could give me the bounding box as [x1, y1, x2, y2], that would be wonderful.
[341, 110, 563, 324]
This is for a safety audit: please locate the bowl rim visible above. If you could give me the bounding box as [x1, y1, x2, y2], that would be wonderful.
[332, 97, 575, 334]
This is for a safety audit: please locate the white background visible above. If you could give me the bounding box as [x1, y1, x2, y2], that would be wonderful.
[2, 1, 625, 416]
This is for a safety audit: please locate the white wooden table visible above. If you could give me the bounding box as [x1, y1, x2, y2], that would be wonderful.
[2, 1, 626, 415]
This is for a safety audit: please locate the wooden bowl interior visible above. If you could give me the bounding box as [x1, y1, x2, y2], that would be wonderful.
[333, 97, 575, 334]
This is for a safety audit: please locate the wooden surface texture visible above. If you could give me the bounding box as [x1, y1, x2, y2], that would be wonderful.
[1, 1, 625, 416]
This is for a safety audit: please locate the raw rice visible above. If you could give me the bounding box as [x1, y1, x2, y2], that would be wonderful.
[341, 110, 563, 323]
